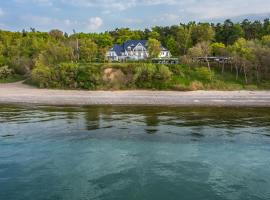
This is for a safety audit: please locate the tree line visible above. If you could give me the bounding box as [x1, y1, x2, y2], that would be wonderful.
[0, 18, 270, 85]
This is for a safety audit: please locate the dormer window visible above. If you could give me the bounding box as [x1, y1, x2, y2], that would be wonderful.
[128, 46, 131, 51]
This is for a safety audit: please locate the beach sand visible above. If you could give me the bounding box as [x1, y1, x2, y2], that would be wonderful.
[1, 81, 270, 106]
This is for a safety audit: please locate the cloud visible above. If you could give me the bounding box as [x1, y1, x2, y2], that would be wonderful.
[153, 13, 179, 23]
[60, 0, 178, 11]
[3, 0, 270, 32]
[180, 0, 270, 20]
[19, 14, 80, 31]
[14, 0, 53, 6]
[86, 17, 103, 31]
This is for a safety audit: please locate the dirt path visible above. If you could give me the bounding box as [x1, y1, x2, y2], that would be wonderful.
[1, 81, 270, 106]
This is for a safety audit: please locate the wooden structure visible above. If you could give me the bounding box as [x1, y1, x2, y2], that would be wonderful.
[152, 58, 179, 64]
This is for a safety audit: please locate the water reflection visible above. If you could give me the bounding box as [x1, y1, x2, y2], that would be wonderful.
[1, 105, 270, 200]
[1, 106, 270, 138]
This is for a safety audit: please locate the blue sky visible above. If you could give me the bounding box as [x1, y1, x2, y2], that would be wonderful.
[0, 0, 269, 33]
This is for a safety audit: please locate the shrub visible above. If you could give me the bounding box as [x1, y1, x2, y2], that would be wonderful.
[259, 82, 270, 89]
[9, 56, 33, 75]
[31, 64, 52, 88]
[77, 65, 101, 89]
[189, 81, 204, 90]
[134, 63, 157, 87]
[195, 67, 215, 82]
[0, 66, 14, 79]
[206, 80, 243, 90]
[171, 84, 191, 91]
[57, 63, 79, 88]
[244, 84, 258, 90]
[169, 64, 184, 76]
[155, 65, 172, 81]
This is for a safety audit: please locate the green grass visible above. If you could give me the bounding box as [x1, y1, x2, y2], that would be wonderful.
[0, 75, 25, 83]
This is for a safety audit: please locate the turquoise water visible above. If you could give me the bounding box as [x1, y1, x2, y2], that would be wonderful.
[1, 106, 270, 200]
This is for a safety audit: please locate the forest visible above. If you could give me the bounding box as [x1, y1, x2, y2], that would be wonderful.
[0, 19, 270, 90]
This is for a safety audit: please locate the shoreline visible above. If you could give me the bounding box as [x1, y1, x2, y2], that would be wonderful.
[1, 82, 270, 107]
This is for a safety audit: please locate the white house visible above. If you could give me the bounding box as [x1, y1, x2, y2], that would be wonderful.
[107, 40, 171, 61]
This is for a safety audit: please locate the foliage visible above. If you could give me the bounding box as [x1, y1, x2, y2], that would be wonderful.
[31, 64, 52, 88]
[79, 39, 98, 62]
[0, 66, 14, 79]
[1, 18, 270, 89]
[262, 35, 270, 47]
[189, 81, 204, 90]
[147, 38, 162, 58]
[195, 67, 215, 82]
[77, 65, 101, 89]
[211, 42, 226, 56]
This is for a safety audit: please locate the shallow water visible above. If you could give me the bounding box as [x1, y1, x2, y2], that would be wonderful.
[0, 105, 270, 200]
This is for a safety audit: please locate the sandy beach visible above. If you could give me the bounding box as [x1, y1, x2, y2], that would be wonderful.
[0, 81, 270, 106]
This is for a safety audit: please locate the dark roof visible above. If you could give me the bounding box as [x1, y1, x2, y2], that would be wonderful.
[123, 40, 148, 51]
[111, 44, 123, 56]
[110, 40, 168, 54]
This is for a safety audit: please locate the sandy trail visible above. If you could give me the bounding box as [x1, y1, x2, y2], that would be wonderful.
[0, 81, 270, 106]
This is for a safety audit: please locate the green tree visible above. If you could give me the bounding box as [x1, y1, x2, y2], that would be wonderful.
[166, 36, 177, 56]
[191, 23, 215, 44]
[49, 29, 64, 40]
[147, 38, 161, 58]
[79, 39, 98, 62]
[177, 25, 193, 55]
[215, 20, 244, 45]
[188, 41, 212, 70]
[211, 42, 227, 73]
[262, 35, 270, 47]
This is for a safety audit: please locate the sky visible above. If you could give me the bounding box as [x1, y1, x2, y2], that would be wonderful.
[0, 0, 269, 33]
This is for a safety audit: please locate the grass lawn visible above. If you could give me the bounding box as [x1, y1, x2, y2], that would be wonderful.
[0, 75, 25, 83]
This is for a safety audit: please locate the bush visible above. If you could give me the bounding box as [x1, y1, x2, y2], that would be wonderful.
[77, 65, 101, 89]
[155, 65, 172, 81]
[57, 63, 79, 88]
[134, 63, 157, 87]
[206, 81, 243, 90]
[171, 84, 190, 91]
[31, 64, 52, 88]
[189, 81, 204, 90]
[244, 84, 258, 90]
[195, 67, 215, 82]
[259, 82, 270, 89]
[9, 56, 33, 75]
[0, 66, 14, 79]
[169, 64, 184, 76]
[133, 64, 173, 88]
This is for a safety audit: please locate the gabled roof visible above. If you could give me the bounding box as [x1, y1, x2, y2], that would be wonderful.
[123, 40, 148, 51]
[110, 44, 123, 56]
[110, 40, 169, 55]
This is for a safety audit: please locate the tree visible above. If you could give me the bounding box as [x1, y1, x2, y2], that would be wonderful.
[177, 25, 193, 55]
[35, 41, 75, 66]
[229, 38, 253, 83]
[147, 38, 161, 58]
[188, 41, 212, 70]
[79, 39, 98, 62]
[49, 29, 64, 40]
[262, 35, 270, 47]
[212, 42, 227, 73]
[166, 36, 177, 56]
[215, 20, 244, 45]
[191, 23, 215, 44]
[149, 31, 160, 40]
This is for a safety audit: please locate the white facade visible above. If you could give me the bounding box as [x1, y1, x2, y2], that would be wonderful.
[107, 40, 171, 61]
